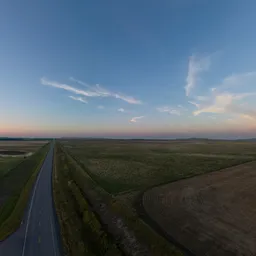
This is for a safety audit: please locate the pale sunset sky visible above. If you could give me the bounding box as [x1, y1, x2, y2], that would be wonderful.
[1, 0, 256, 138]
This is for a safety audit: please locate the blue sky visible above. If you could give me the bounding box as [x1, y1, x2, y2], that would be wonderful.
[1, 0, 256, 138]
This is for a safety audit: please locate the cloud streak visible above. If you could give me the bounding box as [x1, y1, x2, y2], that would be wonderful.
[41, 77, 142, 105]
[69, 96, 88, 103]
[157, 105, 187, 116]
[190, 71, 256, 121]
[69, 77, 142, 104]
[118, 108, 125, 112]
[130, 116, 144, 123]
[220, 72, 256, 90]
[193, 92, 256, 116]
[185, 54, 211, 96]
[157, 106, 181, 116]
[41, 78, 100, 97]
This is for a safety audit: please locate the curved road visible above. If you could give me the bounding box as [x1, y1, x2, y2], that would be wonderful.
[0, 145, 62, 256]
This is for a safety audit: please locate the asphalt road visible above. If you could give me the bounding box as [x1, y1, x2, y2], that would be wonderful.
[0, 144, 62, 256]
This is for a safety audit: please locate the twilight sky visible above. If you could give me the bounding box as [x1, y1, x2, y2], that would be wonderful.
[1, 0, 256, 138]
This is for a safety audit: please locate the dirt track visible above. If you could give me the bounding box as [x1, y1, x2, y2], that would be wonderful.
[143, 161, 256, 256]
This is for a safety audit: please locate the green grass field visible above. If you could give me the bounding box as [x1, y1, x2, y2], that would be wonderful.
[0, 140, 48, 178]
[0, 158, 22, 177]
[0, 140, 48, 153]
[62, 139, 255, 194]
[56, 143, 184, 256]
[59, 139, 256, 255]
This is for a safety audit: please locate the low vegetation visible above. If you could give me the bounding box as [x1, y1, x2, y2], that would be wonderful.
[0, 158, 23, 177]
[53, 144, 122, 256]
[0, 143, 50, 240]
[62, 139, 254, 194]
[59, 139, 256, 255]
[57, 142, 186, 255]
[0, 140, 48, 178]
[0, 140, 48, 153]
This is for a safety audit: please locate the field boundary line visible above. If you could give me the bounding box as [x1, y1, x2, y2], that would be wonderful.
[140, 159, 256, 196]
[135, 160, 256, 256]
[135, 189, 195, 256]
[60, 146, 112, 196]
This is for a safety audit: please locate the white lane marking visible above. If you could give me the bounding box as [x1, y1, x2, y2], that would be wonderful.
[50, 215, 57, 256]
[39, 221, 41, 227]
[21, 158, 46, 256]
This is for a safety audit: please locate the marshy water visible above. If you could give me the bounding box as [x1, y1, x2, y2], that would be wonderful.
[0, 150, 32, 157]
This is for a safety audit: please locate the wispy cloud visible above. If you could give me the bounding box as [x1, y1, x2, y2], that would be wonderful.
[69, 96, 88, 104]
[157, 106, 181, 116]
[193, 92, 256, 116]
[69, 77, 142, 104]
[69, 77, 90, 87]
[157, 105, 187, 116]
[41, 77, 142, 105]
[220, 72, 256, 90]
[195, 95, 209, 101]
[188, 101, 200, 108]
[185, 54, 211, 97]
[190, 71, 256, 121]
[130, 116, 144, 123]
[41, 77, 100, 97]
[177, 105, 187, 111]
[118, 108, 125, 112]
[97, 105, 104, 109]
[226, 114, 256, 126]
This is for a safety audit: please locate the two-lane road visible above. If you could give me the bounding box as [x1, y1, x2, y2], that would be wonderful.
[0, 145, 62, 256]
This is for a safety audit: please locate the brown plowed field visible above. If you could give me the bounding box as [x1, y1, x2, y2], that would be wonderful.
[143, 161, 256, 256]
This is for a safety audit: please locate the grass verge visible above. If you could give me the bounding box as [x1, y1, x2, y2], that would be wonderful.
[0, 144, 50, 240]
[53, 143, 121, 256]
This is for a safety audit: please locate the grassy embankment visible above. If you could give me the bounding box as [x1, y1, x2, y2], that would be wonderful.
[53, 143, 121, 256]
[0, 143, 50, 240]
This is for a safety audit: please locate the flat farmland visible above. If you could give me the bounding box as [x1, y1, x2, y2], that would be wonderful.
[0, 140, 48, 154]
[143, 161, 256, 256]
[0, 140, 48, 177]
[0, 158, 21, 177]
[62, 139, 255, 194]
[60, 139, 256, 255]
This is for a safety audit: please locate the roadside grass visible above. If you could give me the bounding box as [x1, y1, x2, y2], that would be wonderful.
[0, 143, 50, 240]
[53, 144, 121, 256]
